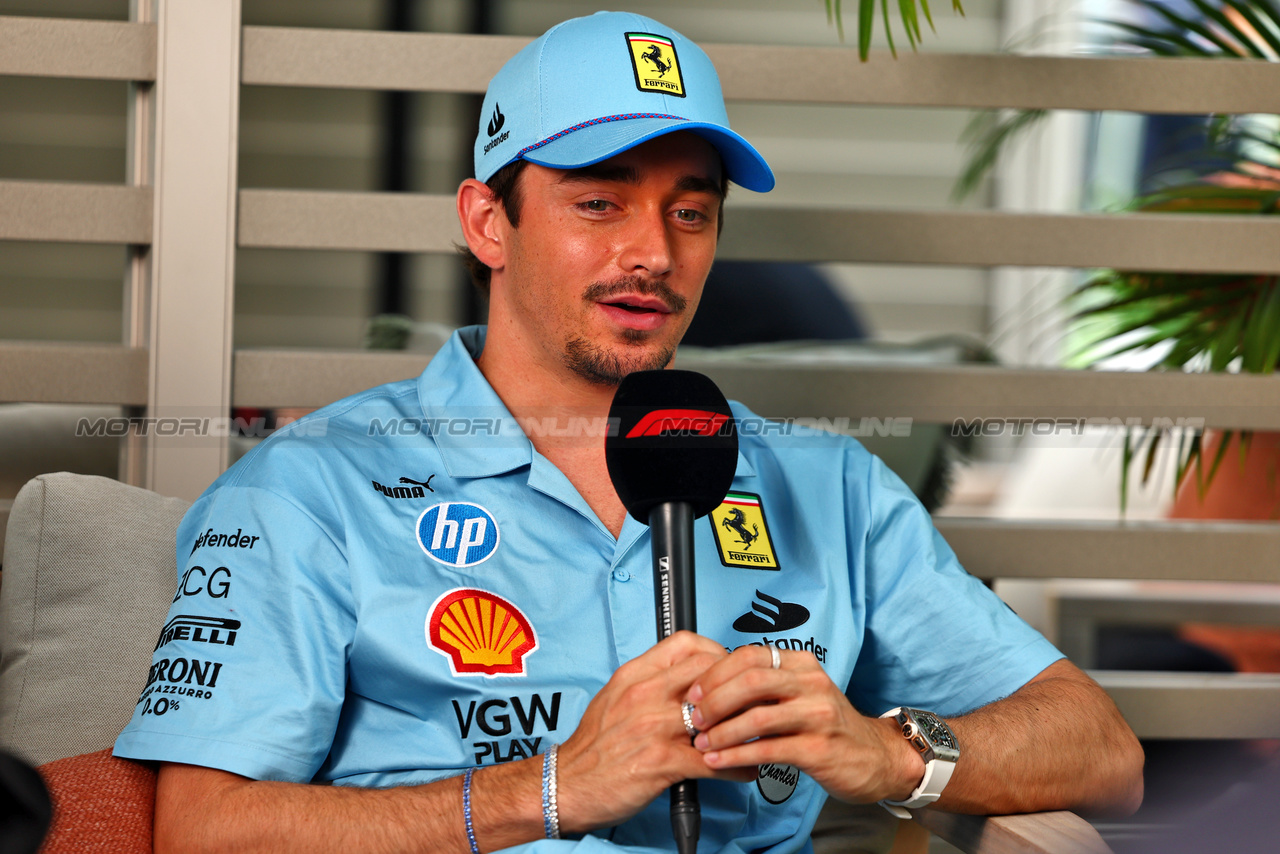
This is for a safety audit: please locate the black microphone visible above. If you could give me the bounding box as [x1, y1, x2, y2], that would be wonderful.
[605, 370, 739, 854]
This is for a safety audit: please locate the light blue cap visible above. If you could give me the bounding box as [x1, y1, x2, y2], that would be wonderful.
[474, 11, 774, 193]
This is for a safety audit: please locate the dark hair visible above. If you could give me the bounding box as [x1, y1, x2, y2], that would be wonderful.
[458, 160, 529, 297]
[458, 156, 730, 296]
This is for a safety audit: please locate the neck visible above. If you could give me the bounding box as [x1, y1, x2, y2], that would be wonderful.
[475, 318, 621, 455]
[475, 319, 636, 538]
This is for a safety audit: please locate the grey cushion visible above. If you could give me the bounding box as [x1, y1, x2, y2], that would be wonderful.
[0, 472, 189, 766]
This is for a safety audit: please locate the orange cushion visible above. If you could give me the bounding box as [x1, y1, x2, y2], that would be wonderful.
[37, 750, 154, 854]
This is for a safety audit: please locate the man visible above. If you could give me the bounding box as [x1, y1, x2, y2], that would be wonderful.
[114, 11, 1142, 854]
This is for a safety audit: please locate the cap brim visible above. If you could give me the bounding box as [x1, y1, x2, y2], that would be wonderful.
[521, 117, 775, 193]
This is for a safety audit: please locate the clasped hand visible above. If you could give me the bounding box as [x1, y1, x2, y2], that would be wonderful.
[554, 631, 919, 836]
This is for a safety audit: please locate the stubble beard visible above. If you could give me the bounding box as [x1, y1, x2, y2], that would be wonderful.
[564, 332, 677, 386]
[563, 276, 688, 386]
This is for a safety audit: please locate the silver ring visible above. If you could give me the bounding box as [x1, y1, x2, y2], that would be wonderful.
[770, 646, 782, 670]
[681, 701, 699, 737]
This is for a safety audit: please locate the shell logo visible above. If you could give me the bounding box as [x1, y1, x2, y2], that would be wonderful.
[426, 588, 538, 676]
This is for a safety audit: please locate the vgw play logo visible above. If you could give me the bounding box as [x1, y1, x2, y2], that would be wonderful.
[417, 502, 500, 567]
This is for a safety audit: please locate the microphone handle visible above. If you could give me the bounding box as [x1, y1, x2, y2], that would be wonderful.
[650, 502, 696, 637]
[649, 502, 700, 854]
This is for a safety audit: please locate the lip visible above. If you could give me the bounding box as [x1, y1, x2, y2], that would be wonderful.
[598, 294, 673, 313]
[595, 293, 674, 332]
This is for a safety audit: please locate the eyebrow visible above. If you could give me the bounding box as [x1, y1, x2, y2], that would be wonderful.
[674, 174, 724, 200]
[556, 164, 724, 200]
[557, 164, 641, 186]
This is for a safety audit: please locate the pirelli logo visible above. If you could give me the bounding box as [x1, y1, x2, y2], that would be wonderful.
[709, 492, 779, 570]
[154, 614, 240, 651]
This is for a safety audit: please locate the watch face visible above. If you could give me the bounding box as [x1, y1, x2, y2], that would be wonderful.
[903, 709, 960, 763]
[915, 711, 959, 752]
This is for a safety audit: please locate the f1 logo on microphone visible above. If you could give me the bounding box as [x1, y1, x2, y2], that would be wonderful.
[417, 502, 500, 567]
[625, 409, 730, 438]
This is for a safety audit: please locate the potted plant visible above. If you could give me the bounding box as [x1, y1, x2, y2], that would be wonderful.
[957, 0, 1280, 517]
[1074, 166, 1280, 518]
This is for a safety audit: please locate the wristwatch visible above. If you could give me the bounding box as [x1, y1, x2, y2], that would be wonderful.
[877, 707, 960, 818]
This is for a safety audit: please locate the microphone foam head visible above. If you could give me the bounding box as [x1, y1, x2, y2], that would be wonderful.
[605, 370, 739, 522]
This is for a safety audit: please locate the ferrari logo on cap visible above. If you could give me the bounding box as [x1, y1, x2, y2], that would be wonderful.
[710, 492, 779, 570]
[626, 33, 685, 97]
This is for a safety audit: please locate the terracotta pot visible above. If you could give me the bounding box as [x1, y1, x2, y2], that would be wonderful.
[1169, 430, 1280, 675]
[1169, 430, 1280, 521]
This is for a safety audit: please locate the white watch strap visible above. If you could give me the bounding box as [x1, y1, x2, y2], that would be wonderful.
[877, 707, 957, 819]
[880, 754, 956, 818]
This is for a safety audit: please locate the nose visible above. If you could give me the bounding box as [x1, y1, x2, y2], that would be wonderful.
[617, 209, 674, 278]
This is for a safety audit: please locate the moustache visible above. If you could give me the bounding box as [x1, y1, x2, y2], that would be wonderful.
[582, 277, 688, 314]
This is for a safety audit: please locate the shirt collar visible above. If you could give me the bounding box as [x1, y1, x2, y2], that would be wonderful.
[417, 326, 532, 479]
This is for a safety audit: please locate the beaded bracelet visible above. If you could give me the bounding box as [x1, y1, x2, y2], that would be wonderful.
[462, 767, 480, 854]
[541, 743, 561, 839]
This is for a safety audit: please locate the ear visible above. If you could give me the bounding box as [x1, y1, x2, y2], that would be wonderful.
[456, 178, 507, 272]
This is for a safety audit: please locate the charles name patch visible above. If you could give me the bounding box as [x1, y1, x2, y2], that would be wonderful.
[626, 33, 685, 97]
[757, 763, 800, 804]
[710, 492, 779, 570]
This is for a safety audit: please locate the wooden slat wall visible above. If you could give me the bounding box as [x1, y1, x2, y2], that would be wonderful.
[0, 16, 156, 81]
[235, 191, 1280, 273]
[7, 17, 1280, 266]
[0, 181, 152, 244]
[240, 26, 1280, 114]
[0, 342, 148, 405]
[223, 348, 1280, 429]
[938, 519, 1280, 584]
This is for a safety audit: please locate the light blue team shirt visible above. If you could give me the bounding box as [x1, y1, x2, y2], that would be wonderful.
[114, 325, 1062, 854]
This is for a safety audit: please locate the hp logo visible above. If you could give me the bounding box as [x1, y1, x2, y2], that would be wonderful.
[417, 503, 500, 567]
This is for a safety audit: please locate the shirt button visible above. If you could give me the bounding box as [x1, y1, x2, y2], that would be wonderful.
[613, 569, 630, 582]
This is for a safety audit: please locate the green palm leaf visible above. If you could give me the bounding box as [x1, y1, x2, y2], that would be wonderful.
[953, 109, 1048, 201]
[826, 0, 960, 60]
[1184, 0, 1271, 57]
[1107, 20, 1219, 55]
[1230, 1, 1280, 55]
[954, 0, 1280, 198]
[1142, 1, 1253, 55]
[882, 0, 898, 55]
[1196, 427, 1236, 499]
